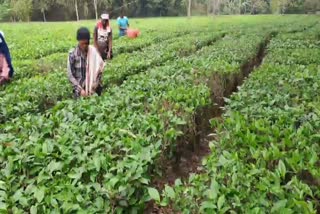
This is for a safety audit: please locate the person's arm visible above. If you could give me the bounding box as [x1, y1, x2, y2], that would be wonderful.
[93, 26, 98, 48]
[108, 31, 112, 59]
[117, 18, 122, 30]
[67, 52, 82, 96]
[0, 55, 10, 80]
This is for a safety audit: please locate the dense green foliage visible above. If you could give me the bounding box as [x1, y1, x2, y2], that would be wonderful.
[161, 19, 320, 213]
[0, 16, 319, 213]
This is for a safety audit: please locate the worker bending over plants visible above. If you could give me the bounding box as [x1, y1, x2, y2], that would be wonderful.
[67, 27, 105, 99]
[93, 12, 113, 61]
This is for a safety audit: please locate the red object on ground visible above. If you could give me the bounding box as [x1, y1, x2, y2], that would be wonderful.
[127, 29, 140, 39]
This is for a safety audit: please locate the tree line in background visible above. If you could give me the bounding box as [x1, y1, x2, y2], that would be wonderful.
[0, 0, 319, 22]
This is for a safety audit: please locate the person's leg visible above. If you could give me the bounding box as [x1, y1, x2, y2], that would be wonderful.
[97, 46, 107, 61]
[119, 30, 125, 37]
[101, 51, 107, 61]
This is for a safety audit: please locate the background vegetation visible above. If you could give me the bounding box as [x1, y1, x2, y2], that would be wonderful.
[0, 0, 319, 22]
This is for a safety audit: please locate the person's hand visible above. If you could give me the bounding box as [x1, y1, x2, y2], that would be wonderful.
[80, 89, 87, 97]
[107, 51, 111, 59]
[0, 77, 6, 86]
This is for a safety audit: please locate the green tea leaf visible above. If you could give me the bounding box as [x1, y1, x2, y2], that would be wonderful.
[139, 177, 149, 185]
[42, 142, 48, 154]
[119, 200, 128, 207]
[0, 201, 7, 211]
[147, 187, 160, 202]
[160, 200, 169, 207]
[200, 201, 217, 212]
[34, 188, 45, 203]
[164, 185, 175, 199]
[208, 179, 219, 200]
[175, 179, 182, 186]
[217, 195, 225, 210]
[19, 196, 28, 207]
[12, 189, 22, 202]
[93, 155, 101, 171]
[0, 181, 6, 191]
[47, 161, 62, 174]
[278, 160, 286, 178]
[30, 205, 37, 214]
[271, 199, 287, 213]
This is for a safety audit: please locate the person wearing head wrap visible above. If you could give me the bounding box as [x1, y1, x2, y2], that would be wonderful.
[94, 12, 113, 61]
[0, 31, 14, 86]
[67, 27, 105, 98]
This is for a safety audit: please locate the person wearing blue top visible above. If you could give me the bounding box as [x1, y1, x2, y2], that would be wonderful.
[0, 31, 14, 86]
[117, 11, 129, 37]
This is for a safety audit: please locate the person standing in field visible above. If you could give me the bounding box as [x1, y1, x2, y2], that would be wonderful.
[117, 11, 129, 37]
[68, 27, 105, 99]
[0, 31, 14, 86]
[93, 12, 113, 60]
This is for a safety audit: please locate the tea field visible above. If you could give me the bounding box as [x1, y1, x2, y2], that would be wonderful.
[0, 16, 320, 213]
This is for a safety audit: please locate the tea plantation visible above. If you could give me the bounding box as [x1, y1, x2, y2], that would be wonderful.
[0, 15, 319, 213]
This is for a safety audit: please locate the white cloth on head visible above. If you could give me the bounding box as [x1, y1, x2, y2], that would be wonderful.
[101, 14, 109, 20]
[85, 45, 105, 95]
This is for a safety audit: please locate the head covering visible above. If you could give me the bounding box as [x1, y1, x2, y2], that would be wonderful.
[0, 32, 14, 78]
[76, 27, 90, 41]
[101, 13, 109, 20]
